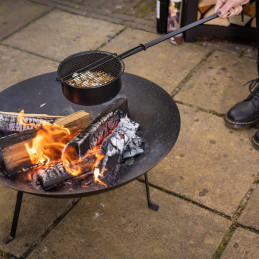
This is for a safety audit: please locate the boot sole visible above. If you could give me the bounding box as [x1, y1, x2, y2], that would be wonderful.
[251, 134, 259, 149]
[224, 114, 259, 129]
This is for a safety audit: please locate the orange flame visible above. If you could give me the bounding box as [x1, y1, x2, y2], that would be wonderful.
[19, 110, 108, 186]
[94, 168, 107, 186]
[18, 109, 42, 129]
[19, 110, 73, 167]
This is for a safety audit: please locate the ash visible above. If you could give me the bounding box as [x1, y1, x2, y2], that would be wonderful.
[99, 116, 144, 185]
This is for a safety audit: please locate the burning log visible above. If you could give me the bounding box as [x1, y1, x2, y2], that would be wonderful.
[63, 98, 129, 159]
[0, 111, 62, 133]
[37, 162, 71, 190]
[37, 161, 93, 190]
[0, 111, 93, 176]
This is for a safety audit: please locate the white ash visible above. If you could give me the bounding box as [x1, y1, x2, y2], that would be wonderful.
[100, 116, 144, 172]
[122, 136, 144, 159]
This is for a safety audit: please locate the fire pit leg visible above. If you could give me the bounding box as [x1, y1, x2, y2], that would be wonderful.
[144, 173, 159, 211]
[3, 191, 23, 244]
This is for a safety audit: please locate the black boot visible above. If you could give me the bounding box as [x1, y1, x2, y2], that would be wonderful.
[252, 130, 259, 148]
[224, 78, 259, 128]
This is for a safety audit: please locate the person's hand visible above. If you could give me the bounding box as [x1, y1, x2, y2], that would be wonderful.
[215, 0, 250, 18]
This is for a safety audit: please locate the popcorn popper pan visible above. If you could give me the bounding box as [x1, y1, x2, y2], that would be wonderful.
[57, 13, 217, 106]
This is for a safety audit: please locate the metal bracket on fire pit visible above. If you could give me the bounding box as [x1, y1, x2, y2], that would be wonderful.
[144, 173, 159, 211]
[3, 191, 23, 244]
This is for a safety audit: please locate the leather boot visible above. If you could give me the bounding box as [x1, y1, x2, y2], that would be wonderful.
[224, 78, 259, 128]
[252, 130, 259, 148]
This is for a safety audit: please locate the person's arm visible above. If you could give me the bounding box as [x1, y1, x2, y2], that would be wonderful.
[215, 0, 250, 18]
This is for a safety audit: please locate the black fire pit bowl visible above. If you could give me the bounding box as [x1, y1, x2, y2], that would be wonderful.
[0, 72, 180, 198]
[57, 51, 125, 106]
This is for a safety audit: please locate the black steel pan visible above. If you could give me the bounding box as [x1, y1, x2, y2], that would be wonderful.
[0, 72, 180, 198]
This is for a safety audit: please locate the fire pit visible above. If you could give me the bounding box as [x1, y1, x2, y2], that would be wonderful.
[0, 72, 180, 243]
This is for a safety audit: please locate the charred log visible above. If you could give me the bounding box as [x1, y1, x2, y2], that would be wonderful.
[0, 111, 92, 176]
[0, 111, 61, 133]
[63, 98, 129, 159]
[37, 157, 94, 190]
[37, 162, 72, 190]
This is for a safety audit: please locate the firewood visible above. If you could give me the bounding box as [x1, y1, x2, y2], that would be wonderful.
[63, 98, 129, 159]
[0, 111, 92, 176]
[0, 111, 62, 133]
[37, 162, 72, 190]
[37, 161, 93, 190]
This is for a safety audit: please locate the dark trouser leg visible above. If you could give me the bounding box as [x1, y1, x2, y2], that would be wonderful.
[256, 0, 259, 74]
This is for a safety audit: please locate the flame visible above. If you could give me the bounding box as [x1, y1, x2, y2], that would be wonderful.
[19, 110, 75, 167]
[18, 109, 42, 129]
[19, 110, 108, 186]
[62, 145, 83, 176]
[94, 168, 107, 186]
[61, 144, 107, 187]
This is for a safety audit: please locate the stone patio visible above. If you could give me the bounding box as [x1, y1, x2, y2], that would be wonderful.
[0, 1, 258, 258]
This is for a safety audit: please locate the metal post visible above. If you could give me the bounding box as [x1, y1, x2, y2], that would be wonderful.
[3, 191, 23, 244]
[144, 173, 159, 211]
[182, 0, 199, 42]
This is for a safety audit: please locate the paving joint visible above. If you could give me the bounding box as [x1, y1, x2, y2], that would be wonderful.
[171, 50, 215, 97]
[96, 26, 128, 51]
[232, 173, 259, 221]
[237, 222, 259, 235]
[139, 174, 259, 234]
[21, 198, 81, 259]
[175, 100, 225, 117]
[27, 0, 156, 33]
[137, 178, 232, 220]
[0, 7, 55, 43]
[212, 173, 259, 258]
[213, 222, 237, 259]
[0, 43, 60, 63]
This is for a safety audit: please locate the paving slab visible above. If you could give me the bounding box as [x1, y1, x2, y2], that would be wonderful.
[102, 27, 210, 94]
[0, 0, 50, 41]
[27, 181, 231, 259]
[3, 10, 125, 61]
[221, 228, 259, 259]
[148, 104, 259, 216]
[238, 184, 259, 230]
[174, 51, 258, 114]
[0, 45, 58, 91]
[0, 184, 75, 258]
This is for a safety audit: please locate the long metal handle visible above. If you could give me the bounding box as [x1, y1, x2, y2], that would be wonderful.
[118, 13, 218, 59]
